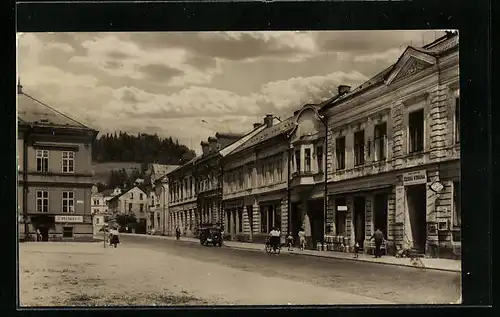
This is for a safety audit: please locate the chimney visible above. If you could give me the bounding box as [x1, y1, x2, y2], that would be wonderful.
[17, 78, 23, 94]
[253, 123, 262, 129]
[208, 136, 218, 153]
[264, 114, 274, 128]
[338, 85, 351, 96]
[201, 141, 209, 156]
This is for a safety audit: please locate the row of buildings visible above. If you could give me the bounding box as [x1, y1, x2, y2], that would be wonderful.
[157, 32, 461, 259]
[18, 32, 460, 259]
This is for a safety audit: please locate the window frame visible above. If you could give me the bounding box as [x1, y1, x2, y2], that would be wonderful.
[304, 148, 312, 173]
[36, 149, 49, 173]
[316, 145, 324, 172]
[353, 130, 365, 166]
[374, 122, 388, 161]
[408, 108, 425, 154]
[36, 190, 49, 213]
[62, 191, 75, 213]
[294, 149, 301, 173]
[61, 151, 75, 173]
[335, 136, 346, 170]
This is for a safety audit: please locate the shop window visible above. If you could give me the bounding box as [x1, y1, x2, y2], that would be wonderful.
[453, 182, 461, 227]
[304, 148, 311, 172]
[408, 109, 424, 153]
[63, 227, 73, 238]
[455, 94, 460, 144]
[274, 206, 281, 231]
[354, 130, 365, 166]
[316, 146, 323, 172]
[335, 137, 346, 170]
[374, 122, 387, 161]
[260, 207, 267, 233]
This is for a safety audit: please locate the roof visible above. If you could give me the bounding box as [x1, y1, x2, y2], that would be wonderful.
[321, 32, 459, 112]
[17, 89, 94, 130]
[150, 164, 179, 181]
[215, 132, 245, 139]
[227, 117, 295, 156]
[108, 186, 146, 202]
[218, 122, 272, 157]
[100, 189, 115, 196]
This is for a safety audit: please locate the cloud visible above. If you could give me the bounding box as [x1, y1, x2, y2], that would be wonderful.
[138, 64, 184, 82]
[354, 48, 404, 63]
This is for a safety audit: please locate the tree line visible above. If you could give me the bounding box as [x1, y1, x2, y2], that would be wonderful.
[92, 131, 196, 165]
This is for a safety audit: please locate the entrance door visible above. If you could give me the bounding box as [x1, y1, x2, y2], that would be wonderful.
[373, 194, 388, 238]
[335, 198, 347, 236]
[406, 184, 427, 253]
[353, 196, 366, 248]
[307, 200, 323, 248]
[40, 227, 49, 241]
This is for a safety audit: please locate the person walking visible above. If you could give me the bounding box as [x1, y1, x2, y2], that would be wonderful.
[175, 226, 181, 241]
[269, 227, 281, 252]
[298, 228, 306, 251]
[286, 232, 294, 251]
[36, 229, 41, 242]
[370, 228, 385, 258]
[109, 227, 120, 248]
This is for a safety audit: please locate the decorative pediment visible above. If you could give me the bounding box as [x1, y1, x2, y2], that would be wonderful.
[385, 47, 437, 85]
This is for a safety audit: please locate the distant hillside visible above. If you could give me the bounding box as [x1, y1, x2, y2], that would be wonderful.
[92, 162, 142, 185]
[92, 131, 196, 165]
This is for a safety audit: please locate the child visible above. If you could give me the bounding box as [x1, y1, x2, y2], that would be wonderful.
[354, 241, 360, 258]
[286, 233, 294, 251]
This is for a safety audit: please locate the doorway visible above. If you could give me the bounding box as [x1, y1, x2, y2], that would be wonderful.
[39, 227, 49, 241]
[335, 197, 347, 236]
[307, 199, 323, 248]
[373, 193, 388, 238]
[353, 196, 366, 248]
[406, 184, 427, 253]
[290, 203, 302, 238]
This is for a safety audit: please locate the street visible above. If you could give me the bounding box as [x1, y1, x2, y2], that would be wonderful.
[19, 235, 461, 306]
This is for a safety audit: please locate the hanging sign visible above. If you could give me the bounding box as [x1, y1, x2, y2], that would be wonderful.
[55, 215, 83, 223]
[402, 170, 427, 186]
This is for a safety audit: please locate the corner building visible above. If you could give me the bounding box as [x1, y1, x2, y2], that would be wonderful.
[321, 32, 460, 259]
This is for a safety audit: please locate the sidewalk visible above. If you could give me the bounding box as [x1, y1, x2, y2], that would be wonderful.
[120, 233, 461, 273]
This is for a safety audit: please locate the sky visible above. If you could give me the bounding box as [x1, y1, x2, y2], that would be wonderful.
[17, 30, 445, 155]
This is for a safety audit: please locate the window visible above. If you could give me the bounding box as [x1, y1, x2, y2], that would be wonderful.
[354, 130, 365, 166]
[295, 150, 301, 173]
[63, 227, 73, 238]
[453, 182, 461, 227]
[316, 146, 323, 172]
[36, 150, 49, 172]
[374, 123, 387, 161]
[408, 109, 424, 153]
[130, 193, 134, 199]
[36, 191, 49, 212]
[62, 151, 75, 173]
[277, 159, 282, 181]
[128, 203, 132, 212]
[140, 193, 143, 200]
[96, 218, 100, 224]
[335, 137, 345, 170]
[62, 191, 74, 213]
[140, 204, 144, 212]
[455, 95, 460, 144]
[304, 148, 311, 172]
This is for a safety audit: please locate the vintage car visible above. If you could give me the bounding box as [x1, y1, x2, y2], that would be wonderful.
[199, 225, 223, 247]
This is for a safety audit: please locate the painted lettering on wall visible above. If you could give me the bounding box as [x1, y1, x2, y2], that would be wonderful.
[402, 170, 427, 186]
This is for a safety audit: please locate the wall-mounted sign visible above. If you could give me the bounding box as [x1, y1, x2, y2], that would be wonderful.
[429, 181, 444, 193]
[77, 200, 84, 204]
[337, 205, 348, 211]
[402, 170, 427, 186]
[55, 215, 83, 223]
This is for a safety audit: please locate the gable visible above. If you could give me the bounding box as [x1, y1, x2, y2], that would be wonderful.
[385, 47, 437, 85]
[289, 106, 325, 143]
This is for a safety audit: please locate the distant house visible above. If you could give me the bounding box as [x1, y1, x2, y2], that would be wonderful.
[107, 186, 148, 231]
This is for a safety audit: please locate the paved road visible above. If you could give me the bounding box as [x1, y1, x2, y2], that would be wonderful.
[120, 235, 461, 304]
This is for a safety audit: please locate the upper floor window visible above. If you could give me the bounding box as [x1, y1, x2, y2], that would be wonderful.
[374, 123, 387, 161]
[36, 150, 49, 172]
[128, 203, 132, 212]
[335, 136, 346, 170]
[140, 193, 143, 200]
[62, 191, 74, 213]
[304, 148, 311, 173]
[408, 109, 424, 153]
[277, 159, 283, 181]
[354, 130, 365, 166]
[140, 203, 144, 212]
[62, 151, 75, 173]
[130, 193, 134, 199]
[36, 190, 49, 212]
[455, 94, 460, 144]
[294, 150, 301, 173]
[316, 146, 323, 172]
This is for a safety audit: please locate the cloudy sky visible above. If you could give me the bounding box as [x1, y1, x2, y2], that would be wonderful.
[17, 30, 444, 154]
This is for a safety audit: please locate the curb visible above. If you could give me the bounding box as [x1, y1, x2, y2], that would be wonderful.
[121, 233, 461, 273]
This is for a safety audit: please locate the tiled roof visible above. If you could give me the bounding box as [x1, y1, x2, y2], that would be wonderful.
[228, 117, 296, 155]
[17, 90, 92, 130]
[219, 123, 270, 157]
[151, 164, 179, 180]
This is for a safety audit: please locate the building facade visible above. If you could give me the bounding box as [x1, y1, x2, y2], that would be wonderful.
[146, 164, 178, 234]
[17, 84, 98, 241]
[321, 32, 460, 259]
[107, 186, 148, 231]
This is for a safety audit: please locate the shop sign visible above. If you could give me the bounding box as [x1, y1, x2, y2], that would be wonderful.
[402, 170, 427, 186]
[55, 215, 83, 223]
[337, 205, 348, 211]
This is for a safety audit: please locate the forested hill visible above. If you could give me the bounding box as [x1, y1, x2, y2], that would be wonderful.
[92, 132, 196, 165]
